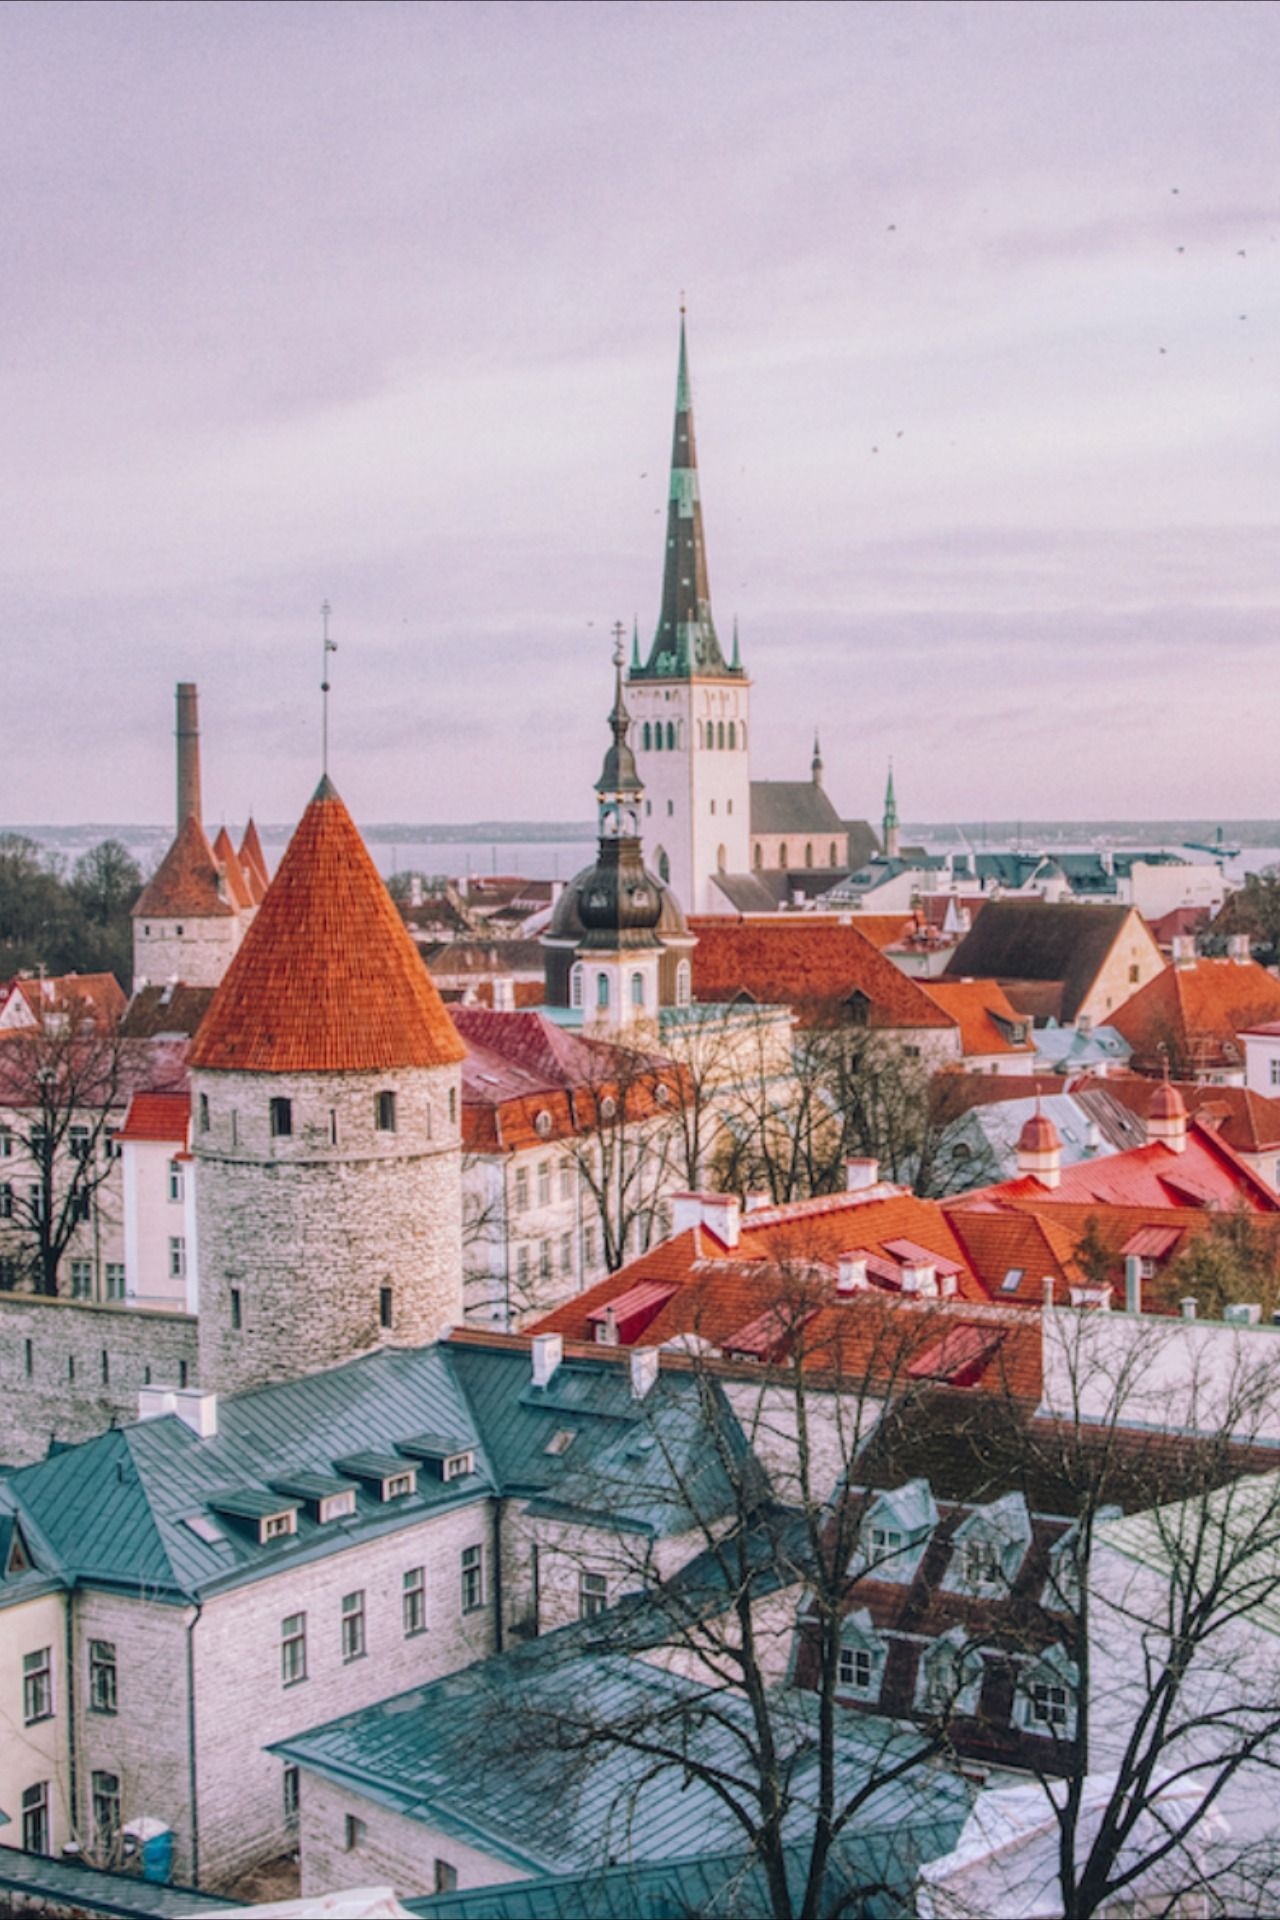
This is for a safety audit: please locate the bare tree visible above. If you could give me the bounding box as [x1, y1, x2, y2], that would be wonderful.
[564, 1044, 687, 1273]
[0, 993, 153, 1295]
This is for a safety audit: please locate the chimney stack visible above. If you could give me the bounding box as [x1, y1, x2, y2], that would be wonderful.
[176, 683, 202, 829]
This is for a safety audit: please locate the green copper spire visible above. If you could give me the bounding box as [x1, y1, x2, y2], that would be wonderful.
[633, 312, 742, 682]
[884, 760, 898, 827]
[631, 615, 641, 672]
[731, 614, 741, 671]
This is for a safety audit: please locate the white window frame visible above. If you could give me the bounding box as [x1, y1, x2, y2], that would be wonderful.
[281, 1612, 307, 1687]
[341, 1590, 366, 1662]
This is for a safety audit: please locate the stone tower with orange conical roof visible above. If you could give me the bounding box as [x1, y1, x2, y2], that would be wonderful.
[189, 775, 467, 1395]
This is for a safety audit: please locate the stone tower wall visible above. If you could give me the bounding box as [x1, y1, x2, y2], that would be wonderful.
[133, 913, 243, 990]
[194, 1063, 462, 1394]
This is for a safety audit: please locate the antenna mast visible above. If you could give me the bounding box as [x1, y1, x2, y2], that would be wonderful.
[320, 601, 338, 775]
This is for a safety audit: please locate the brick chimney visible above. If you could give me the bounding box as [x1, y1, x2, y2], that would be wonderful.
[176, 682, 202, 829]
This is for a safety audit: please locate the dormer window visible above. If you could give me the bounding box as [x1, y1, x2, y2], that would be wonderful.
[870, 1525, 903, 1557]
[918, 1633, 984, 1718]
[835, 1610, 883, 1699]
[260, 1510, 297, 1544]
[839, 1646, 874, 1692]
[442, 1451, 474, 1481]
[334, 1453, 418, 1502]
[384, 1471, 415, 1500]
[1016, 1646, 1079, 1738]
[319, 1491, 356, 1523]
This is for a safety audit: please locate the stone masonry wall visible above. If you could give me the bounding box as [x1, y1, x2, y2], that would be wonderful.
[191, 1496, 495, 1889]
[0, 1294, 198, 1466]
[132, 915, 242, 992]
[299, 1770, 527, 1902]
[194, 1064, 462, 1395]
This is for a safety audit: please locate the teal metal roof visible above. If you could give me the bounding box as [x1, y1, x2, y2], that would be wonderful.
[274, 1640, 971, 1883]
[4, 1341, 744, 1603]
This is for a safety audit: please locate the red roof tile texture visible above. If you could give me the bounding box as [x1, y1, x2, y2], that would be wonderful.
[118, 1090, 190, 1143]
[133, 816, 235, 920]
[1099, 1073, 1280, 1154]
[687, 917, 956, 1029]
[1110, 957, 1280, 1074]
[920, 979, 1035, 1056]
[189, 778, 466, 1074]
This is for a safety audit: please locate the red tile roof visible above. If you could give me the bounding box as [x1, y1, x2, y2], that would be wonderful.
[960, 1117, 1279, 1212]
[133, 816, 234, 920]
[1099, 1073, 1280, 1155]
[239, 820, 270, 902]
[920, 979, 1035, 1057]
[0, 973, 127, 1033]
[942, 1206, 1080, 1304]
[1110, 957, 1280, 1075]
[687, 918, 956, 1029]
[212, 827, 254, 912]
[454, 1010, 684, 1153]
[118, 1090, 190, 1144]
[189, 777, 466, 1074]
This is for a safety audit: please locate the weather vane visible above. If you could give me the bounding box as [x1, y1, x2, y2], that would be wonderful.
[321, 601, 338, 775]
[611, 619, 626, 666]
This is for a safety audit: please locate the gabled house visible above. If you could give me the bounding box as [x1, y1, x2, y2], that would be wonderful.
[942, 900, 1164, 1028]
[1109, 944, 1280, 1083]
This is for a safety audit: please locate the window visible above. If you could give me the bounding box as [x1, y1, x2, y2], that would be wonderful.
[230, 1287, 242, 1330]
[630, 972, 645, 1008]
[537, 1160, 551, 1206]
[1129, 964, 1140, 984]
[0, 1182, 10, 1219]
[376, 1089, 397, 1132]
[435, 1859, 458, 1893]
[70, 1260, 92, 1299]
[570, 964, 584, 1010]
[559, 1161, 574, 1201]
[559, 1231, 573, 1275]
[805, 842, 813, 866]
[538, 1240, 551, 1282]
[384, 1471, 415, 1500]
[167, 1160, 184, 1203]
[1000, 1267, 1024, 1294]
[269, 1096, 292, 1138]
[23, 1647, 52, 1723]
[535, 1109, 552, 1138]
[449, 1087, 457, 1126]
[168, 1236, 186, 1280]
[676, 960, 691, 1008]
[1030, 1681, 1070, 1729]
[281, 1612, 307, 1686]
[838, 1647, 874, 1692]
[666, 721, 676, 750]
[1270, 1058, 1280, 1090]
[728, 721, 736, 749]
[92, 1770, 120, 1851]
[379, 1285, 394, 1329]
[344, 1814, 366, 1851]
[596, 972, 610, 1010]
[517, 1244, 531, 1290]
[829, 842, 839, 866]
[642, 722, 651, 750]
[261, 1511, 296, 1542]
[328, 1108, 339, 1145]
[869, 1525, 903, 1559]
[461, 1543, 484, 1613]
[341, 1590, 366, 1662]
[960, 1539, 1002, 1585]
[199, 1093, 210, 1133]
[583, 1225, 596, 1268]
[0, 1128, 11, 1157]
[403, 1566, 426, 1636]
[89, 1638, 117, 1713]
[666, 800, 673, 818]
[779, 843, 788, 867]
[514, 1166, 529, 1211]
[21, 1781, 49, 1855]
[105, 1263, 125, 1300]
[69, 1125, 91, 1162]
[545, 1428, 576, 1456]
[283, 1764, 299, 1824]
[579, 1570, 608, 1619]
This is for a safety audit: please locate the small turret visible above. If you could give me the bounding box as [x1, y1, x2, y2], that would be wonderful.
[1147, 1078, 1188, 1155]
[1017, 1108, 1062, 1189]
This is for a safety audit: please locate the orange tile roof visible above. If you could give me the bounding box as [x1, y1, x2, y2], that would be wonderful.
[133, 816, 234, 920]
[239, 819, 270, 901]
[687, 918, 956, 1029]
[118, 1090, 190, 1143]
[2, 973, 127, 1032]
[1099, 1072, 1280, 1154]
[189, 777, 466, 1074]
[212, 827, 254, 912]
[942, 1205, 1081, 1304]
[921, 979, 1035, 1056]
[959, 1117, 1279, 1213]
[841, 914, 914, 951]
[1110, 957, 1280, 1074]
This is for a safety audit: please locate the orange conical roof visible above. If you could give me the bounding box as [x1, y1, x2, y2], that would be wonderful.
[239, 819, 270, 901]
[212, 826, 254, 912]
[190, 777, 466, 1074]
[133, 815, 235, 920]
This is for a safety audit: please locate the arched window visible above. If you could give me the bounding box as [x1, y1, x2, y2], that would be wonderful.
[655, 847, 670, 883]
[630, 972, 645, 1008]
[829, 842, 839, 866]
[642, 722, 651, 750]
[717, 721, 726, 750]
[666, 721, 676, 750]
[654, 725, 663, 752]
[728, 721, 736, 749]
[570, 964, 584, 1009]
[676, 960, 692, 1007]
[805, 842, 813, 867]
[779, 843, 788, 868]
[753, 843, 763, 871]
[596, 973, 610, 1010]
[696, 721, 704, 748]
[717, 843, 727, 872]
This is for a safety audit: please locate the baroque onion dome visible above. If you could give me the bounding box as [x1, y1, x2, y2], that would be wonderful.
[577, 640, 663, 949]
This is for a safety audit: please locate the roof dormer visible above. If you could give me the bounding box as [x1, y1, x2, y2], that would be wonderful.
[942, 1492, 1033, 1595]
[855, 1478, 939, 1578]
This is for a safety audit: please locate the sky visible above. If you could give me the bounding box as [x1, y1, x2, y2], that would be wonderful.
[4, 0, 1280, 830]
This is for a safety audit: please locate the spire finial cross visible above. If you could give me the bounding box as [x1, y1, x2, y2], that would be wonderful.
[320, 601, 338, 776]
[611, 619, 626, 667]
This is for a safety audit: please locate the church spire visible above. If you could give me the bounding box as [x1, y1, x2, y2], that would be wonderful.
[812, 729, 824, 788]
[883, 761, 900, 861]
[636, 311, 740, 681]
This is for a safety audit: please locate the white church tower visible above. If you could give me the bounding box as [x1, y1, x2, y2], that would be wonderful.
[625, 316, 751, 915]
